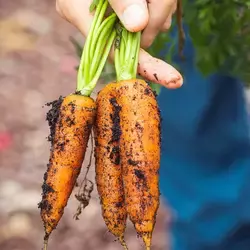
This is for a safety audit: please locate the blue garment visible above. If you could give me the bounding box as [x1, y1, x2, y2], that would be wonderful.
[157, 26, 250, 250]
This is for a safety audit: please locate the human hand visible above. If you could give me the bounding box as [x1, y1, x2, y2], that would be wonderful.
[56, 0, 183, 88]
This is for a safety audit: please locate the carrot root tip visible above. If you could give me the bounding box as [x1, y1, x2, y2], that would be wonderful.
[43, 239, 48, 250]
[142, 234, 151, 250]
[119, 236, 128, 250]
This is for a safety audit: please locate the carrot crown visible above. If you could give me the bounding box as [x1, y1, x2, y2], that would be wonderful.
[114, 23, 141, 81]
[77, 0, 117, 96]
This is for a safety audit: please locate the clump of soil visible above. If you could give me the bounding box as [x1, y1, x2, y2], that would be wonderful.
[38, 97, 64, 212]
[109, 97, 122, 143]
[45, 96, 64, 144]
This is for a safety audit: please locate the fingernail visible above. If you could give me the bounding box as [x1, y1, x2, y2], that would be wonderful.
[166, 75, 183, 89]
[122, 4, 147, 32]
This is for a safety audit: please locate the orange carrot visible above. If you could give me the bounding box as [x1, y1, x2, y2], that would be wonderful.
[39, 94, 96, 243]
[94, 84, 128, 249]
[95, 79, 161, 250]
[112, 25, 161, 250]
[116, 80, 160, 250]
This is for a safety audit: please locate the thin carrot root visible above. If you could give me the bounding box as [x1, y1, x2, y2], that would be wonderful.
[142, 233, 151, 250]
[119, 236, 129, 250]
[43, 239, 48, 250]
[74, 132, 95, 220]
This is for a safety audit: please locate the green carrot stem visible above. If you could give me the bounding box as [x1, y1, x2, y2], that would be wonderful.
[89, 15, 116, 79]
[131, 32, 141, 78]
[114, 24, 141, 81]
[89, 7, 114, 58]
[83, 0, 107, 83]
[115, 46, 120, 80]
[119, 34, 126, 66]
[125, 31, 133, 62]
[76, 0, 116, 96]
[80, 31, 116, 96]
[77, 0, 105, 87]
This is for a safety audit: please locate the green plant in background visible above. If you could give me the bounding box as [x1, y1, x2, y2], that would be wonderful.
[72, 0, 250, 95]
[183, 0, 250, 83]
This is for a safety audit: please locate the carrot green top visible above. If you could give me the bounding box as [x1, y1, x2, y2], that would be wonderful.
[77, 0, 117, 96]
[114, 23, 141, 81]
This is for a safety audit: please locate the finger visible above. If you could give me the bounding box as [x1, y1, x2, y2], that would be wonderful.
[160, 17, 172, 32]
[161, 3, 177, 32]
[108, 47, 182, 89]
[141, 0, 176, 48]
[56, 1, 63, 17]
[108, 0, 149, 32]
[56, 0, 94, 36]
[138, 49, 183, 89]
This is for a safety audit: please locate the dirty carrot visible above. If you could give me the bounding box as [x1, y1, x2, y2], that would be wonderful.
[95, 22, 161, 249]
[39, 1, 117, 249]
[116, 80, 160, 250]
[40, 94, 96, 246]
[94, 85, 128, 249]
[114, 25, 161, 250]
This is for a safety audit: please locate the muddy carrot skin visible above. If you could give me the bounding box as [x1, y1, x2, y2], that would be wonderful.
[39, 94, 96, 241]
[116, 80, 161, 249]
[94, 84, 128, 248]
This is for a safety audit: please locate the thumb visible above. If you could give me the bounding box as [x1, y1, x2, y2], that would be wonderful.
[108, 0, 149, 32]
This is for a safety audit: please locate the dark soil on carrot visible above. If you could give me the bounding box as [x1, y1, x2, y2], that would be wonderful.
[45, 96, 64, 145]
[134, 169, 145, 180]
[143, 83, 162, 146]
[38, 161, 55, 213]
[38, 96, 65, 214]
[110, 145, 120, 165]
[127, 159, 139, 166]
[109, 97, 122, 165]
[157, 107, 162, 147]
[146, 81, 158, 97]
[109, 97, 122, 143]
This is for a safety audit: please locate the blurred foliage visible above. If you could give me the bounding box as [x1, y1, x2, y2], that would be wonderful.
[72, 0, 250, 94]
[148, 0, 250, 91]
[183, 0, 250, 82]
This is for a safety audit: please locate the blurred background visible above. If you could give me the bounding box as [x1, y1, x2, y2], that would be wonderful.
[0, 0, 170, 250]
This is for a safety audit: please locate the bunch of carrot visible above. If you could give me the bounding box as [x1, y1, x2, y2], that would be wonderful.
[39, 1, 161, 250]
[95, 24, 161, 250]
